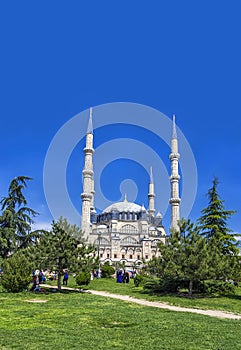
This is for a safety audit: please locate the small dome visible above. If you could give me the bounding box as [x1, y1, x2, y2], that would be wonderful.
[103, 197, 142, 213]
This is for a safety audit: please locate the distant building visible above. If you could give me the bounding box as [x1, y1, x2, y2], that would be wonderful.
[81, 108, 181, 267]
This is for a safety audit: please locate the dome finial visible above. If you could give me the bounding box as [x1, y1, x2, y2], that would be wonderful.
[124, 193, 127, 202]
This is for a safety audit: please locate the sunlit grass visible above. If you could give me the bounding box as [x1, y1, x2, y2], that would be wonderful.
[0, 288, 241, 349]
[45, 275, 241, 315]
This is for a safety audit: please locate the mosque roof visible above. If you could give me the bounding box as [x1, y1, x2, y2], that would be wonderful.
[103, 195, 143, 213]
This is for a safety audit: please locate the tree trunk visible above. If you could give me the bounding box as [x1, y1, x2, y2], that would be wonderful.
[57, 273, 62, 291]
[188, 280, 193, 298]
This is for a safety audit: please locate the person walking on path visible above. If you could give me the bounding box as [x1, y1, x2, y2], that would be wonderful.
[63, 272, 69, 286]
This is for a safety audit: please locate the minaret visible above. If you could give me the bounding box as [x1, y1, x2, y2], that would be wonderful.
[148, 166, 155, 220]
[81, 107, 95, 239]
[169, 115, 181, 232]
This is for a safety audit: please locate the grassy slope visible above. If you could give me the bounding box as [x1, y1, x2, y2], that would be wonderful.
[0, 289, 241, 350]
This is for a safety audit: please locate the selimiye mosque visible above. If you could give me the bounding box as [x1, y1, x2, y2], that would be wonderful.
[81, 108, 181, 267]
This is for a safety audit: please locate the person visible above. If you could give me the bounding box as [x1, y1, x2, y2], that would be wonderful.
[116, 269, 123, 283]
[63, 271, 69, 285]
[125, 272, 130, 283]
[30, 273, 37, 291]
[34, 283, 41, 292]
[122, 270, 130, 283]
[38, 270, 43, 283]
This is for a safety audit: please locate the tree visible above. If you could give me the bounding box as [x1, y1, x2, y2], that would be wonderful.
[0, 251, 33, 292]
[198, 177, 238, 255]
[0, 176, 39, 258]
[35, 217, 95, 291]
[148, 219, 209, 297]
[100, 261, 115, 278]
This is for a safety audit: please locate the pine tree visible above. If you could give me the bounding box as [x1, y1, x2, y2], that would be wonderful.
[198, 177, 238, 255]
[35, 217, 95, 290]
[0, 251, 33, 292]
[0, 176, 39, 259]
[149, 219, 209, 297]
[178, 219, 209, 296]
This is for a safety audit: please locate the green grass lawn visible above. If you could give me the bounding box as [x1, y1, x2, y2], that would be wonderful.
[0, 287, 241, 350]
[47, 276, 241, 315]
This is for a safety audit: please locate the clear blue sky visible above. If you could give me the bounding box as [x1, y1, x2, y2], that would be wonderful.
[0, 1, 240, 233]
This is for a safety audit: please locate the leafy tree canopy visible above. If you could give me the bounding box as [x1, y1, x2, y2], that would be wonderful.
[34, 217, 95, 290]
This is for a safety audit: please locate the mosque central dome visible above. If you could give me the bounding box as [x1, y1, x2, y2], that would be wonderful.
[103, 196, 143, 213]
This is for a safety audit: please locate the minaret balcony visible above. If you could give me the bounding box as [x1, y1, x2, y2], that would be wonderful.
[82, 169, 94, 177]
[169, 197, 181, 204]
[81, 192, 92, 200]
[84, 147, 94, 155]
[169, 152, 180, 160]
[169, 174, 180, 182]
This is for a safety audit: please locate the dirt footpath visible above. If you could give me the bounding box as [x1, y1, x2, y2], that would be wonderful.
[41, 284, 241, 320]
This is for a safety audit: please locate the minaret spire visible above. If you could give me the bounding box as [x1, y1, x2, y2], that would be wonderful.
[148, 166, 155, 220]
[172, 114, 177, 139]
[169, 114, 181, 232]
[87, 107, 93, 134]
[81, 108, 95, 239]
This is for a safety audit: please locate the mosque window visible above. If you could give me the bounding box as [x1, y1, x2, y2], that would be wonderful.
[129, 254, 133, 259]
[122, 254, 125, 259]
[120, 224, 138, 233]
[121, 236, 138, 245]
[114, 254, 117, 259]
[94, 237, 110, 246]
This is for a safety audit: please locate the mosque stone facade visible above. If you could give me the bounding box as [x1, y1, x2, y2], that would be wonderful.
[81, 108, 180, 267]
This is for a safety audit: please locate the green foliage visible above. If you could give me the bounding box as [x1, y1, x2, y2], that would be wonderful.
[100, 261, 115, 278]
[198, 177, 238, 255]
[34, 217, 95, 290]
[147, 180, 241, 297]
[148, 219, 209, 296]
[0, 252, 32, 292]
[202, 280, 235, 295]
[134, 274, 144, 287]
[0, 176, 39, 258]
[76, 271, 91, 286]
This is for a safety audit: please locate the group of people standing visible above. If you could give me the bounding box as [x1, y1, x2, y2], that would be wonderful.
[30, 270, 69, 291]
[31, 270, 46, 291]
[116, 269, 130, 283]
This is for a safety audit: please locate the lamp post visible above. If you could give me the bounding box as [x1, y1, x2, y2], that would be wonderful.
[97, 231, 101, 278]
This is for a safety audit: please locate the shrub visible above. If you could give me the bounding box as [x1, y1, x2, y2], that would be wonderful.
[76, 272, 91, 286]
[203, 280, 235, 295]
[0, 253, 32, 292]
[101, 263, 115, 278]
[134, 274, 143, 287]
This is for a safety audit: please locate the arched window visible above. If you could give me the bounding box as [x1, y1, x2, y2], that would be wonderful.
[121, 236, 138, 245]
[120, 224, 138, 233]
[94, 237, 110, 246]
